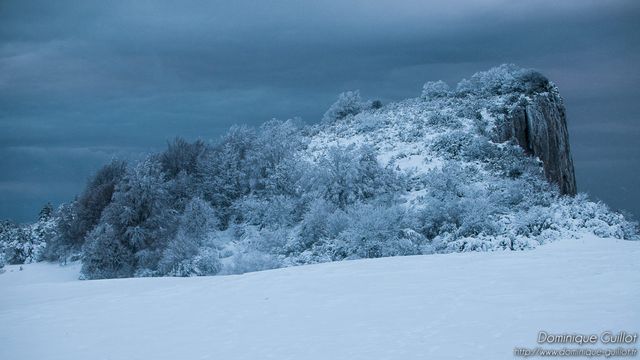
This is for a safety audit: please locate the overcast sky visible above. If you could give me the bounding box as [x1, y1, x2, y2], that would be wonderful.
[1, 0, 639, 222]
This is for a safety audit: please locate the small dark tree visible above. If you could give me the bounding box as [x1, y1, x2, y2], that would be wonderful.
[72, 160, 127, 248]
[38, 203, 54, 221]
[160, 137, 207, 179]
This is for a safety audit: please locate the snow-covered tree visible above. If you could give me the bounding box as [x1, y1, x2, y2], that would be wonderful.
[48, 160, 128, 261]
[337, 203, 419, 259]
[316, 144, 400, 208]
[299, 198, 333, 249]
[322, 90, 364, 123]
[455, 64, 550, 97]
[246, 119, 305, 195]
[160, 137, 207, 179]
[81, 223, 134, 279]
[159, 197, 220, 276]
[198, 125, 255, 224]
[98, 159, 177, 275]
[38, 203, 54, 221]
[421, 80, 450, 99]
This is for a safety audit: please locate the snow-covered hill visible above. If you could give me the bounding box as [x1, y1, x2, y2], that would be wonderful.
[1, 234, 638, 360]
[1, 65, 637, 280]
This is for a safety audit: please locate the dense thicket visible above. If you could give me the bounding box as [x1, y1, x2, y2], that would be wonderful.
[1, 65, 637, 277]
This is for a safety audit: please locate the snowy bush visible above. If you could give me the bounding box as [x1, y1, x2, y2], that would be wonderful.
[370, 99, 383, 109]
[322, 90, 364, 123]
[455, 64, 551, 97]
[335, 203, 419, 259]
[234, 195, 299, 228]
[158, 198, 220, 276]
[160, 244, 221, 277]
[315, 144, 401, 208]
[430, 131, 478, 159]
[298, 198, 333, 249]
[553, 195, 638, 240]
[425, 111, 462, 129]
[421, 80, 450, 99]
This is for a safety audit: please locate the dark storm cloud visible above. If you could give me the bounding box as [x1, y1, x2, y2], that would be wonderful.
[1, 0, 639, 221]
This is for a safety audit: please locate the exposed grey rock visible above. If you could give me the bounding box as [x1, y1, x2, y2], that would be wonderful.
[496, 88, 577, 195]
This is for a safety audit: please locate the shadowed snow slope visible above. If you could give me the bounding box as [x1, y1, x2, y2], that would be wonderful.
[1, 234, 638, 360]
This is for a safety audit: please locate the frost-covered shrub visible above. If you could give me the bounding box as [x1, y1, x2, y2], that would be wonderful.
[425, 111, 462, 129]
[553, 195, 639, 240]
[238, 226, 291, 255]
[413, 163, 563, 252]
[315, 144, 401, 208]
[370, 99, 383, 109]
[485, 142, 532, 178]
[160, 245, 221, 277]
[430, 131, 478, 159]
[415, 199, 461, 241]
[160, 234, 201, 276]
[299, 198, 333, 249]
[296, 200, 424, 262]
[322, 90, 364, 123]
[416, 190, 501, 247]
[513, 206, 556, 238]
[335, 203, 420, 259]
[158, 198, 220, 276]
[356, 114, 384, 133]
[517, 69, 551, 95]
[443, 234, 517, 253]
[455, 64, 550, 97]
[456, 64, 520, 96]
[455, 196, 502, 238]
[421, 80, 450, 99]
[325, 208, 351, 239]
[194, 247, 222, 275]
[460, 136, 496, 161]
[234, 195, 299, 228]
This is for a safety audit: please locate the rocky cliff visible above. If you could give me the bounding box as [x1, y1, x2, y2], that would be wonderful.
[494, 84, 577, 195]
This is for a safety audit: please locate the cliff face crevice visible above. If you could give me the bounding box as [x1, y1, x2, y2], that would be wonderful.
[497, 90, 577, 195]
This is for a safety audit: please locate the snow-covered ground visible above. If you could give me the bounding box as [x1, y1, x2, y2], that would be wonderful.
[1, 234, 638, 360]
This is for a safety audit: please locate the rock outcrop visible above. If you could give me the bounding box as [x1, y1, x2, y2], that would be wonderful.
[496, 88, 577, 195]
